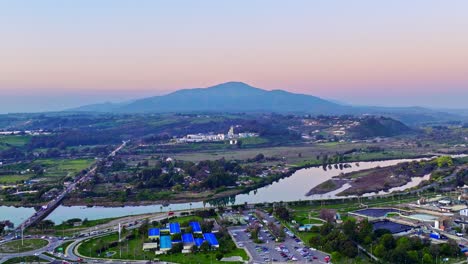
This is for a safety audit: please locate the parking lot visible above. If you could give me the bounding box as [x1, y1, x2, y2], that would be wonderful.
[228, 210, 330, 263]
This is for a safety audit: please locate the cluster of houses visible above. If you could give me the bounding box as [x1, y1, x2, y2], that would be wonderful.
[0, 130, 50, 135]
[143, 221, 219, 254]
[175, 126, 258, 144]
[298, 117, 360, 141]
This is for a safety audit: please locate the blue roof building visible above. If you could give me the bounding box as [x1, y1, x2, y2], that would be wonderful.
[169, 222, 181, 234]
[203, 233, 219, 248]
[182, 233, 195, 243]
[148, 228, 160, 239]
[189, 222, 202, 233]
[194, 238, 205, 247]
[160, 236, 172, 251]
[182, 233, 195, 249]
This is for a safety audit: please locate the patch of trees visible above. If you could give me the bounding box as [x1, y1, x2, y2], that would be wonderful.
[274, 206, 291, 221]
[194, 209, 217, 218]
[309, 221, 360, 260]
[319, 209, 337, 223]
[455, 168, 468, 187]
[34, 219, 55, 231]
[373, 234, 459, 263]
[0, 147, 25, 160]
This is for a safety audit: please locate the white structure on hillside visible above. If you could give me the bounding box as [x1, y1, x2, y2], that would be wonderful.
[227, 126, 235, 138]
[176, 126, 257, 143]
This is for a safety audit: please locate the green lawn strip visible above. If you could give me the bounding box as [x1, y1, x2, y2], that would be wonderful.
[0, 238, 49, 253]
[167, 215, 203, 225]
[28, 218, 119, 237]
[158, 252, 244, 264]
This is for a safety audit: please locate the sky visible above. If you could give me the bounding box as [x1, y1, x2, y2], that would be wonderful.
[1, 0, 468, 113]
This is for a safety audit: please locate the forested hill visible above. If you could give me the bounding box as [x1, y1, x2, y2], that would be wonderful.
[348, 116, 412, 138]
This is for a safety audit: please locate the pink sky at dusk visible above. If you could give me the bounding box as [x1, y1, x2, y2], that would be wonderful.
[1, 0, 467, 112]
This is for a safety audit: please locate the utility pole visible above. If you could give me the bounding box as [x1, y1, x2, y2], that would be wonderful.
[118, 223, 121, 242]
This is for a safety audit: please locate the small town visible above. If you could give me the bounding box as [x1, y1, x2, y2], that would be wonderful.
[175, 126, 258, 144]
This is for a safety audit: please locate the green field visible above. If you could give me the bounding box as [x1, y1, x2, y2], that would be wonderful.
[0, 159, 94, 184]
[239, 137, 269, 146]
[170, 142, 425, 165]
[0, 238, 49, 253]
[0, 135, 31, 147]
[0, 174, 32, 184]
[34, 158, 94, 178]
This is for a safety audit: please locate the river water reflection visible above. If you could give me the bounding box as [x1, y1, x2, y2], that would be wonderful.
[0, 157, 446, 226]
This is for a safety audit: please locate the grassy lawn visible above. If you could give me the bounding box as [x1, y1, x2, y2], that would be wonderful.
[168, 215, 203, 225]
[3, 256, 46, 264]
[0, 238, 49, 253]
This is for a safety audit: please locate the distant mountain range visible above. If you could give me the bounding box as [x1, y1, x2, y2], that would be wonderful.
[71, 82, 467, 124]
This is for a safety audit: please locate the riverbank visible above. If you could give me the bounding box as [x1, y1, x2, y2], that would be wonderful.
[0, 154, 440, 208]
[307, 156, 458, 196]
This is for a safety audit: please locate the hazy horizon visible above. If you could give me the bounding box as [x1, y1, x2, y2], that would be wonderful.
[0, 81, 467, 114]
[1, 0, 468, 113]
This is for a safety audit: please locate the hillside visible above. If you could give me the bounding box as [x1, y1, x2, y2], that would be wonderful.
[348, 116, 412, 138]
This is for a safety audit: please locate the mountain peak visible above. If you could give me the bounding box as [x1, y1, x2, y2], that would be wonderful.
[72, 81, 341, 114]
[208, 81, 258, 91]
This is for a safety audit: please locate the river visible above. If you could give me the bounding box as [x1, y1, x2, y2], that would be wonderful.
[0, 157, 456, 227]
